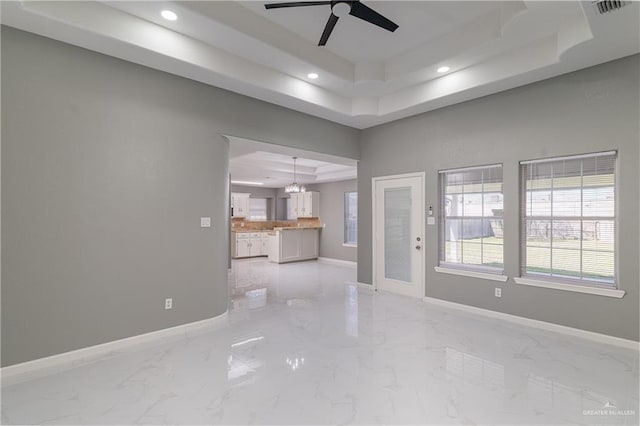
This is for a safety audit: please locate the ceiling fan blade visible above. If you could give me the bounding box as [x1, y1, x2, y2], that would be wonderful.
[318, 13, 339, 46]
[265, 1, 332, 9]
[349, 1, 399, 32]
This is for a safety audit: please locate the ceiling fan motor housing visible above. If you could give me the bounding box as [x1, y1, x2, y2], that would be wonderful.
[264, 0, 399, 46]
[331, 1, 351, 17]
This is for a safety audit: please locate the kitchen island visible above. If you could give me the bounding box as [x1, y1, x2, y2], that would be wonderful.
[267, 227, 320, 263]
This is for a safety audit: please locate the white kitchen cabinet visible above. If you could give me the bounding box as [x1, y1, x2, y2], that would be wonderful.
[235, 235, 251, 258]
[290, 192, 319, 218]
[290, 193, 301, 219]
[232, 231, 270, 258]
[260, 235, 270, 256]
[249, 235, 263, 257]
[290, 192, 302, 218]
[231, 193, 250, 218]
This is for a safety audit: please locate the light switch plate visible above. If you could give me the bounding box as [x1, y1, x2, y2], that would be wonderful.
[427, 217, 435, 225]
[200, 217, 211, 228]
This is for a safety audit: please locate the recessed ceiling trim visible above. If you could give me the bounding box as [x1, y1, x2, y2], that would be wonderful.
[385, 9, 504, 83]
[378, 35, 560, 116]
[232, 158, 319, 176]
[226, 135, 358, 167]
[228, 138, 357, 188]
[182, 1, 355, 81]
[3, 0, 362, 124]
[231, 180, 265, 186]
[557, 14, 594, 59]
[2, 1, 637, 130]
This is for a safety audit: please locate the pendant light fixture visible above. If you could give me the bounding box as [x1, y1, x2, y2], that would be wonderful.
[285, 157, 306, 193]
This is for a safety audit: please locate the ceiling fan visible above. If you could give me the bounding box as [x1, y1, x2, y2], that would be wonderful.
[264, 0, 399, 46]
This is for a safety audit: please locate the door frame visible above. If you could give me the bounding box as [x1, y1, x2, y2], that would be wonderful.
[372, 172, 426, 298]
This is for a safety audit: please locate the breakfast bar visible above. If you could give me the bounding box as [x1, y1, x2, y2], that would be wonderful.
[267, 227, 320, 263]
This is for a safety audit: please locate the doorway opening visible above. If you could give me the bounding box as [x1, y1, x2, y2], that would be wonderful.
[226, 135, 358, 269]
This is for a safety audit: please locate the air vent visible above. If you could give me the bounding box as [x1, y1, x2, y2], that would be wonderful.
[593, 0, 629, 14]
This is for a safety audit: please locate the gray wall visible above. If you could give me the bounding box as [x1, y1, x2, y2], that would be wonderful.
[1, 27, 359, 366]
[230, 185, 278, 220]
[275, 187, 294, 220]
[3, 25, 638, 368]
[309, 180, 358, 262]
[358, 55, 640, 341]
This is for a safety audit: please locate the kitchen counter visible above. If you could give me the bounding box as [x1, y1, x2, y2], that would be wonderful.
[268, 228, 319, 263]
[233, 226, 322, 233]
[273, 226, 323, 231]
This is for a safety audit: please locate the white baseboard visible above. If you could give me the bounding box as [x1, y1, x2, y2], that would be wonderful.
[1, 311, 229, 386]
[357, 281, 375, 291]
[317, 257, 357, 268]
[423, 297, 638, 351]
[344, 281, 374, 292]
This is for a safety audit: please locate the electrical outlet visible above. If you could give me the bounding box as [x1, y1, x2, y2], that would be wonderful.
[165, 298, 173, 309]
[200, 217, 211, 228]
[494, 288, 502, 298]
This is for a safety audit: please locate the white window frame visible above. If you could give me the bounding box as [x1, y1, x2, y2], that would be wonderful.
[437, 164, 506, 280]
[344, 191, 357, 246]
[516, 151, 623, 298]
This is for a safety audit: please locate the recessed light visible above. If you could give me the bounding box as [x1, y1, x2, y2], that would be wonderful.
[437, 66, 450, 73]
[307, 73, 319, 79]
[161, 10, 178, 21]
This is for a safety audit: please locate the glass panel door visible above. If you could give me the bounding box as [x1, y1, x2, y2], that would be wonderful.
[384, 188, 412, 283]
[374, 174, 425, 298]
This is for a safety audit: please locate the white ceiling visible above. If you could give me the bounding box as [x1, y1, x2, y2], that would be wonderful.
[2, 1, 639, 129]
[228, 136, 357, 188]
[238, 1, 504, 63]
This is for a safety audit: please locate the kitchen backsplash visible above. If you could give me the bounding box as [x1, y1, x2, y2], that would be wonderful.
[231, 217, 321, 231]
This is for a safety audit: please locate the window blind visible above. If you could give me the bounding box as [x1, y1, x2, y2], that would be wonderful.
[520, 152, 616, 287]
[248, 198, 268, 221]
[439, 164, 504, 273]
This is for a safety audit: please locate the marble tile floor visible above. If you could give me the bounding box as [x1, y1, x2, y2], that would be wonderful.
[1, 259, 638, 425]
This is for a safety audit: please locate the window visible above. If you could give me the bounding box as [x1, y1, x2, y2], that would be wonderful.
[520, 151, 616, 287]
[248, 198, 267, 221]
[439, 164, 504, 273]
[344, 191, 357, 245]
